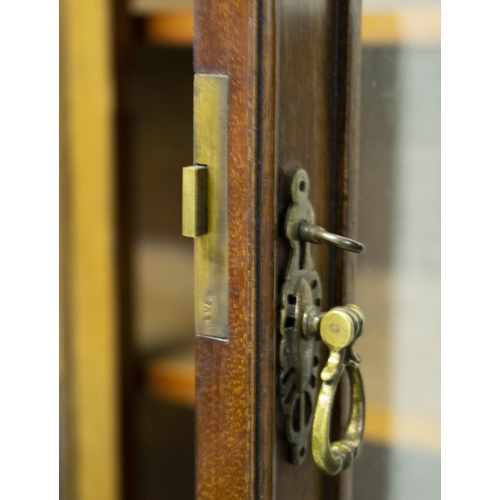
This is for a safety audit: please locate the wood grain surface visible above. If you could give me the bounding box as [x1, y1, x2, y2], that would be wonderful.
[193, 0, 258, 498]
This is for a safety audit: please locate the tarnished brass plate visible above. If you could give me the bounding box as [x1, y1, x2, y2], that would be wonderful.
[193, 74, 229, 339]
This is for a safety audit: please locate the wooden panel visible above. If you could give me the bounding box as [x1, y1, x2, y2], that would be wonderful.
[273, 0, 362, 498]
[274, 0, 329, 495]
[274, 0, 328, 497]
[60, 0, 121, 498]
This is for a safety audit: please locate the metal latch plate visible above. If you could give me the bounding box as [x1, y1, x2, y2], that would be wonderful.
[183, 74, 229, 340]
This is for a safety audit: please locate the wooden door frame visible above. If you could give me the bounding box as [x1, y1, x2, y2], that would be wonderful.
[193, 0, 362, 499]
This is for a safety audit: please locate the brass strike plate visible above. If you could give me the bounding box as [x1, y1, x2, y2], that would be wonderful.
[183, 74, 229, 339]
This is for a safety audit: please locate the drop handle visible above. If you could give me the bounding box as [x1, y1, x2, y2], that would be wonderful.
[298, 222, 365, 253]
[307, 304, 365, 476]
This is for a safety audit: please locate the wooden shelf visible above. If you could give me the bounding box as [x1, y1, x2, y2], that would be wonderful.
[143, 10, 193, 47]
[362, 8, 440, 46]
[134, 8, 440, 47]
[147, 350, 195, 407]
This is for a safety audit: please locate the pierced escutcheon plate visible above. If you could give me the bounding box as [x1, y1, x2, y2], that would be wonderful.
[279, 169, 322, 465]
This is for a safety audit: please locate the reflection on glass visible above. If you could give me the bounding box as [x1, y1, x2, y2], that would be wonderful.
[354, 3, 440, 500]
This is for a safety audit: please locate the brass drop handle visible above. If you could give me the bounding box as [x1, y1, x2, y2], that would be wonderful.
[309, 304, 365, 475]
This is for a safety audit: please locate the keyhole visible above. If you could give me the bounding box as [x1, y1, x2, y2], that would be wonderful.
[299, 237, 307, 269]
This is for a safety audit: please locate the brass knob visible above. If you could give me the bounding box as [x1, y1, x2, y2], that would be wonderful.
[310, 304, 365, 475]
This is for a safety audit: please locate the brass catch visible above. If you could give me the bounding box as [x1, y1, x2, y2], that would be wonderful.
[182, 165, 208, 237]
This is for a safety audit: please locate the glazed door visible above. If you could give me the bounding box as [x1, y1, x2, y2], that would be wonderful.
[190, 1, 362, 499]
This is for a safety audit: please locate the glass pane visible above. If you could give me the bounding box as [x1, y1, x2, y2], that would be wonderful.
[355, 3, 440, 499]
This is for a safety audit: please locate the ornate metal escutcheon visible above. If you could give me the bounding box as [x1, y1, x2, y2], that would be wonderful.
[279, 168, 366, 474]
[279, 169, 323, 465]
